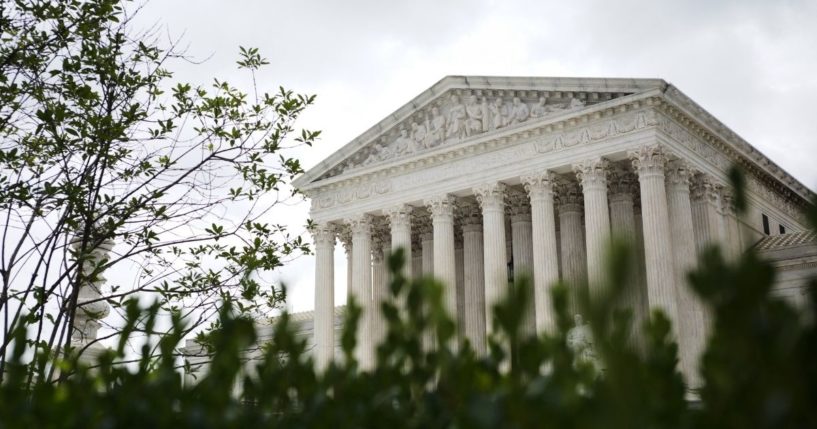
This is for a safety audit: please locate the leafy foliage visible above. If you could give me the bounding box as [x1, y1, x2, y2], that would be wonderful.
[2, 215, 816, 427]
[0, 0, 318, 384]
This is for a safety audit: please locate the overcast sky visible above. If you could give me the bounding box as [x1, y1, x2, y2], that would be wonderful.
[135, 0, 817, 313]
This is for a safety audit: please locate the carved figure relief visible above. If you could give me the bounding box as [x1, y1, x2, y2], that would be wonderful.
[447, 94, 468, 140]
[321, 90, 614, 180]
[428, 105, 447, 147]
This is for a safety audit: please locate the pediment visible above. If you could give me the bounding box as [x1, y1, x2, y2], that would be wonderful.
[294, 76, 667, 188]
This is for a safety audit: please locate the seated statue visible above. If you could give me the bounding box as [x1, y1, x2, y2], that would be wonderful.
[447, 94, 468, 140]
[428, 106, 446, 147]
[465, 95, 484, 136]
[489, 97, 509, 129]
[530, 96, 548, 119]
[508, 96, 530, 125]
[394, 127, 416, 155]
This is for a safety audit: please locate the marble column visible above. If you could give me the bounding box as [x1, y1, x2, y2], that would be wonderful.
[522, 171, 560, 333]
[474, 182, 508, 333]
[311, 223, 336, 370]
[574, 158, 611, 299]
[461, 201, 487, 355]
[719, 189, 743, 261]
[371, 234, 386, 353]
[607, 169, 648, 340]
[629, 145, 681, 330]
[348, 214, 374, 369]
[426, 195, 458, 347]
[338, 226, 353, 304]
[690, 173, 722, 329]
[419, 216, 434, 350]
[558, 181, 587, 315]
[690, 173, 723, 255]
[455, 234, 465, 341]
[666, 160, 706, 388]
[509, 189, 536, 337]
[411, 238, 423, 280]
[386, 204, 413, 278]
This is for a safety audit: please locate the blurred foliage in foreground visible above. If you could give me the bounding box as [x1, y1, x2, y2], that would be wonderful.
[0, 169, 816, 428]
[2, 233, 816, 429]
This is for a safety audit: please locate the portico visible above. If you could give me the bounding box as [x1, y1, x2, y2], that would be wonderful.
[294, 76, 811, 382]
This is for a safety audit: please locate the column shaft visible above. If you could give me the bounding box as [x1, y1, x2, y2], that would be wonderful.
[558, 182, 586, 314]
[475, 183, 508, 333]
[348, 215, 374, 368]
[427, 195, 458, 324]
[522, 172, 560, 333]
[510, 209, 535, 336]
[461, 202, 487, 355]
[574, 158, 611, 298]
[666, 161, 706, 388]
[608, 170, 648, 341]
[630, 146, 681, 330]
[312, 224, 335, 370]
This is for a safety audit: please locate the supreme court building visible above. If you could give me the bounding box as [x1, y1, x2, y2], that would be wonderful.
[290, 76, 813, 383]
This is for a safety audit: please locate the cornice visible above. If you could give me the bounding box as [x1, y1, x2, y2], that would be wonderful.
[660, 85, 813, 203]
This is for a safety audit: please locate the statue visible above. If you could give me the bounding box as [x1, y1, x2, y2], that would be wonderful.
[489, 97, 509, 130]
[394, 127, 416, 155]
[508, 96, 530, 125]
[363, 140, 392, 166]
[530, 96, 548, 119]
[567, 314, 600, 370]
[566, 97, 585, 110]
[464, 95, 484, 137]
[410, 122, 427, 150]
[428, 106, 446, 147]
[446, 94, 467, 140]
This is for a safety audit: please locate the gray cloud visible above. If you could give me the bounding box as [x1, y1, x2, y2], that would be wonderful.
[134, 0, 817, 311]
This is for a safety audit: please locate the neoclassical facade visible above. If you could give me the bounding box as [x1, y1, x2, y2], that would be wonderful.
[293, 76, 812, 383]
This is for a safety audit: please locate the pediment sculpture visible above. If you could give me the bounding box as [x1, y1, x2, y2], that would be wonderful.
[325, 90, 594, 179]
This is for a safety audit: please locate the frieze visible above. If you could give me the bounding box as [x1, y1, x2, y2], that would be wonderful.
[311, 179, 393, 210]
[745, 175, 805, 222]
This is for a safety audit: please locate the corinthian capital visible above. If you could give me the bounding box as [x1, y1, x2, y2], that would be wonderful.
[690, 173, 721, 205]
[629, 144, 668, 178]
[573, 157, 609, 190]
[474, 182, 506, 211]
[385, 204, 413, 227]
[309, 223, 336, 246]
[607, 167, 638, 197]
[347, 214, 373, 236]
[507, 188, 531, 220]
[665, 159, 694, 188]
[425, 194, 456, 219]
[459, 199, 482, 226]
[521, 170, 558, 201]
[557, 181, 583, 206]
[337, 224, 352, 253]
